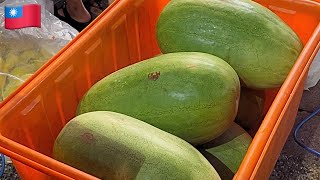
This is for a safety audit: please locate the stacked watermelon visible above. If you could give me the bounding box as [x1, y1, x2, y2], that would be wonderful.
[53, 0, 303, 179]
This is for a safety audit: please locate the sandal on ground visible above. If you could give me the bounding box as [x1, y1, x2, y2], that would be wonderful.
[54, 0, 93, 32]
[83, 0, 108, 19]
[84, 0, 108, 10]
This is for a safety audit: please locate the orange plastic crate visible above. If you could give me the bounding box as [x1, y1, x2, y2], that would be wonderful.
[0, 0, 319, 179]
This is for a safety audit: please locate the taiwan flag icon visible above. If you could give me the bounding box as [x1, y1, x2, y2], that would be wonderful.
[4, 4, 41, 30]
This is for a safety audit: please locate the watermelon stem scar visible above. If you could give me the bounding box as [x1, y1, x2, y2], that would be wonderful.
[80, 132, 96, 144]
[148, 72, 161, 81]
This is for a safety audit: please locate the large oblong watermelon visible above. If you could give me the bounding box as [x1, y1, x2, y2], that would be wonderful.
[53, 111, 221, 180]
[156, 0, 303, 89]
[77, 52, 240, 145]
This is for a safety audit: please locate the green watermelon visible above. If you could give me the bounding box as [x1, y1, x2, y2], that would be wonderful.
[53, 111, 221, 180]
[156, 0, 303, 89]
[198, 123, 252, 180]
[77, 52, 240, 145]
[235, 87, 265, 133]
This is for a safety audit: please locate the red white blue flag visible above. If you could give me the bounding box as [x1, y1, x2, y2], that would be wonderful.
[4, 4, 41, 29]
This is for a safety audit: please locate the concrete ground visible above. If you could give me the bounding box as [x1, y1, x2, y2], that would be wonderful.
[270, 81, 320, 180]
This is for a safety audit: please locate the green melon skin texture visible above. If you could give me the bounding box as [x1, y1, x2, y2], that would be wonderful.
[235, 87, 265, 132]
[198, 123, 252, 180]
[76, 52, 240, 145]
[53, 111, 221, 180]
[156, 0, 303, 89]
